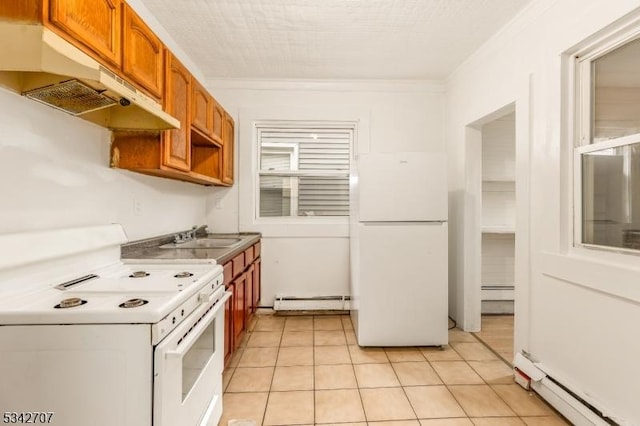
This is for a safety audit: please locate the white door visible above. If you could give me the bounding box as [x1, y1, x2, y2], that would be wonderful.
[357, 152, 447, 222]
[355, 222, 448, 346]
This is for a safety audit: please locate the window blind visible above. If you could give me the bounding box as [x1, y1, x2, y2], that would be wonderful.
[258, 127, 351, 217]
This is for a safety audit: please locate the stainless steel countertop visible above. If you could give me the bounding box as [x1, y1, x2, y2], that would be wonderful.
[121, 232, 261, 265]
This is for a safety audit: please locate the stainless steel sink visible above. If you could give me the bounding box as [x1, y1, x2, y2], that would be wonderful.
[159, 237, 242, 249]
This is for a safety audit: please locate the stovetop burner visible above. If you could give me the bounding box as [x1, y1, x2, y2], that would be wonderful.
[119, 298, 149, 309]
[174, 271, 194, 278]
[0, 224, 225, 328]
[54, 297, 87, 309]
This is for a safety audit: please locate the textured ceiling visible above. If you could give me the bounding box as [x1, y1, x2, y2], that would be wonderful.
[140, 0, 531, 80]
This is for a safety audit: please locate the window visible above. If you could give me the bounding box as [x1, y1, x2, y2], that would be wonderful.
[575, 35, 640, 251]
[257, 124, 352, 218]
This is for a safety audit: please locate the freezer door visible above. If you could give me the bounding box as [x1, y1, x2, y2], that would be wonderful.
[357, 152, 447, 222]
[354, 222, 448, 346]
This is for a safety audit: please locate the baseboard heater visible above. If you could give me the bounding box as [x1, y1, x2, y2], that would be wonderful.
[514, 352, 622, 425]
[273, 295, 350, 311]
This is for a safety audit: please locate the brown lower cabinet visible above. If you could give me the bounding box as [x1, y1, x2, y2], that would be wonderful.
[245, 265, 254, 325]
[252, 258, 261, 312]
[223, 241, 261, 365]
[223, 281, 234, 365]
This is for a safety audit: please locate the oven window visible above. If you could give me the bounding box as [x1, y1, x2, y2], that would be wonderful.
[182, 320, 215, 401]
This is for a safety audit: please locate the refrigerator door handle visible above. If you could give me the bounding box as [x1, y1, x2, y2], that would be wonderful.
[361, 221, 447, 226]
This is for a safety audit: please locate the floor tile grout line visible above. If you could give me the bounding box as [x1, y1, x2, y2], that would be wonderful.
[345, 327, 369, 424]
[459, 324, 563, 419]
[426, 351, 487, 387]
[389, 353, 420, 421]
[443, 383, 476, 420]
[260, 316, 286, 426]
[227, 314, 567, 425]
[469, 323, 515, 367]
[447, 381, 525, 419]
[312, 315, 316, 426]
[486, 381, 555, 420]
[422, 340, 489, 421]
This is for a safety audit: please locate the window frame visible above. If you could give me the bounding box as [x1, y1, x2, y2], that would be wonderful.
[259, 142, 299, 217]
[572, 28, 640, 256]
[254, 120, 355, 224]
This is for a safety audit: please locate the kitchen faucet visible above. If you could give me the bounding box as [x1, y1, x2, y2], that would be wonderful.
[173, 226, 198, 244]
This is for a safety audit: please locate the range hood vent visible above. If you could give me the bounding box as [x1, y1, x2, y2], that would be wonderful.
[24, 79, 118, 115]
[0, 23, 179, 131]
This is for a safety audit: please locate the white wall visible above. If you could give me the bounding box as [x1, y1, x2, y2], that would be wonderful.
[482, 114, 516, 182]
[204, 80, 445, 305]
[0, 88, 208, 241]
[447, 0, 640, 423]
[0, 0, 214, 242]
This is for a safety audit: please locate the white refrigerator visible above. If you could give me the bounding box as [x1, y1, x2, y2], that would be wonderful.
[350, 152, 448, 346]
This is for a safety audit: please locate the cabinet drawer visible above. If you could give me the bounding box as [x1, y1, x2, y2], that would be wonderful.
[223, 261, 232, 284]
[232, 252, 245, 278]
[244, 246, 254, 265]
[253, 241, 261, 258]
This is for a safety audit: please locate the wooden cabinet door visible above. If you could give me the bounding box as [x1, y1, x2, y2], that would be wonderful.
[245, 264, 254, 320]
[223, 261, 233, 285]
[224, 283, 234, 367]
[162, 53, 191, 172]
[191, 80, 214, 138]
[222, 113, 235, 185]
[0, 2, 43, 23]
[48, 0, 122, 68]
[231, 252, 245, 278]
[122, 5, 163, 99]
[253, 258, 261, 309]
[212, 101, 224, 144]
[233, 272, 246, 348]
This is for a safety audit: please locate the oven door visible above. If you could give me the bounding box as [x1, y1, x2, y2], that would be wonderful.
[153, 288, 231, 426]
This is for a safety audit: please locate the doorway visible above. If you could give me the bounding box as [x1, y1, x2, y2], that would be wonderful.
[462, 99, 529, 364]
[476, 112, 516, 362]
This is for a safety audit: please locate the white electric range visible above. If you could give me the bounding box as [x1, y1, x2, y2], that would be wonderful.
[0, 224, 229, 426]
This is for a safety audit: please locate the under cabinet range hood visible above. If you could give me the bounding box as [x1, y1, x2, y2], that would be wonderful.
[0, 23, 179, 131]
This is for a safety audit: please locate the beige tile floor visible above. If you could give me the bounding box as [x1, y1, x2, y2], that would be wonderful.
[219, 313, 568, 426]
[473, 315, 515, 365]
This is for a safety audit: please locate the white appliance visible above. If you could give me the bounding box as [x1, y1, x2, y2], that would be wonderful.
[350, 152, 449, 346]
[0, 225, 229, 426]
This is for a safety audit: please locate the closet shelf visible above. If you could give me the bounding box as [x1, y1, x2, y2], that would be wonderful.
[482, 226, 515, 234]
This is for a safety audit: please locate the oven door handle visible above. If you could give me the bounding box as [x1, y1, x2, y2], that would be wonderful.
[165, 291, 231, 359]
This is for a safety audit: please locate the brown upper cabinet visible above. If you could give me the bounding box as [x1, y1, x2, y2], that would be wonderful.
[48, 0, 122, 69]
[122, 5, 164, 99]
[163, 53, 191, 172]
[191, 79, 214, 140]
[1, 0, 235, 187]
[212, 101, 224, 144]
[0, 2, 43, 22]
[222, 113, 235, 185]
